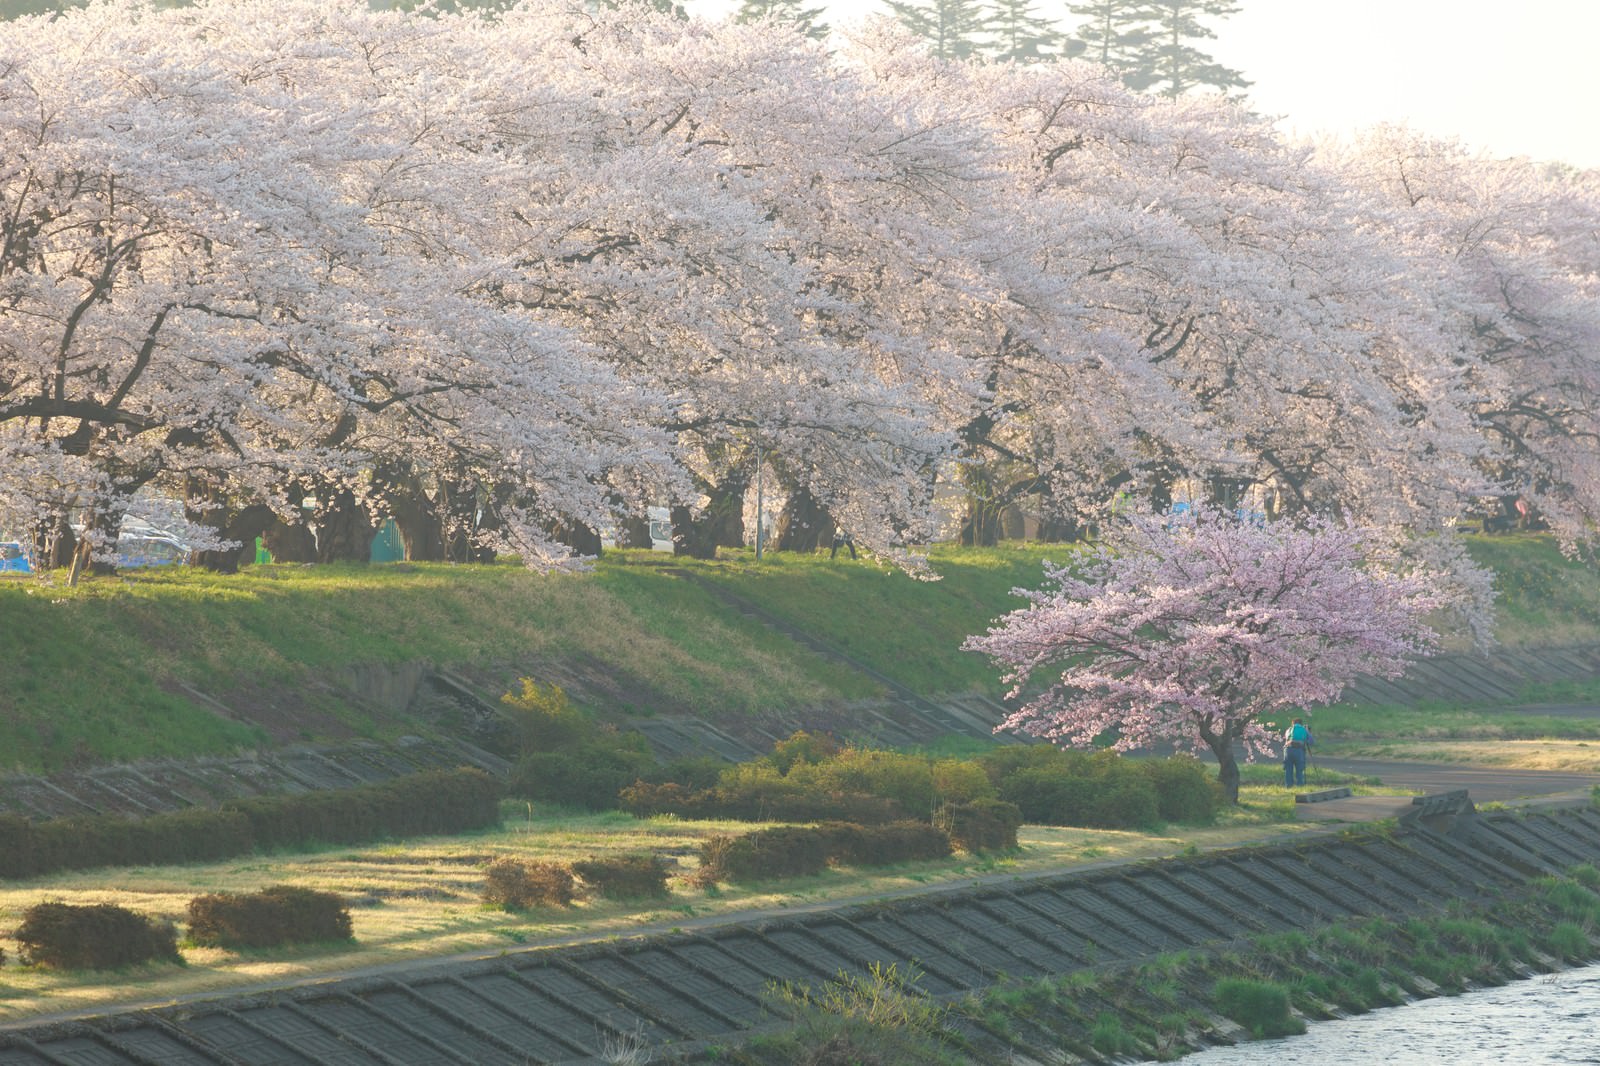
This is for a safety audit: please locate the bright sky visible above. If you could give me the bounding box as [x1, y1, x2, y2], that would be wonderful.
[687, 0, 1600, 170]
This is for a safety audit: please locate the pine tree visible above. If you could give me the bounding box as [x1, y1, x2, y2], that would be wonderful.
[986, 0, 1066, 63]
[1067, 0, 1151, 73]
[1086, 0, 1250, 97]
[886, 0, 993, 60]
[734, 0, 828, 41]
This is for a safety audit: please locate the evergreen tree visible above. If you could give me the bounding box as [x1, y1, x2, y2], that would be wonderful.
[886, 0, 993, 60]
[1067, 0, 1150, 73]
[986, 0, 1066, 63]
[1078, 0, 1249, 97]
[734, 0, 828, 40]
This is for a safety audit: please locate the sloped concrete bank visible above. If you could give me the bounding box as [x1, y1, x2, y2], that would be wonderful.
[2, 799, 1597, 1065]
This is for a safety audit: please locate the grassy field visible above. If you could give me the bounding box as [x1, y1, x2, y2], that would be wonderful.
[0, 780, 1373, 1025]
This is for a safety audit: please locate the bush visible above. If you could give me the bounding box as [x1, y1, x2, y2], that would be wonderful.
[571, 854, 671, 899]
[789, 749, 939, 817]
[820, 821, 952, 867]
[699, 827, 831, 883]
[187, 886, 352, 950]
[1213, 977, 1304, 1039]
[619, 772, 907, 825]
[501, 678, 592, 753]
[1140, 755, 1219, 823]
[937, 799, 1022, 854]
[644, 755, 729, 790]
[511, 742, 655, 811]
[929, 759, 997, 805]
[766, 730, 841, 773]
[482, 858, 576, 909]
[998, 767, 1097, 825]
[15, 902, 180, 970]
[226, 767, 501, 849]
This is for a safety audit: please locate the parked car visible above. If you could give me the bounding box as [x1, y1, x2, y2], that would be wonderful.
[0, 541, 30, 573]
[115, 533, 189, 568]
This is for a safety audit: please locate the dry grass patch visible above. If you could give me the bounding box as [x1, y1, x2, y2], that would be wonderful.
[1331, 738, 1600, 773]
[0, 802, 1333, 1024]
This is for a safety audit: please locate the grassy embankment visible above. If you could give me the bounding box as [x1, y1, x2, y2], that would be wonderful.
[0, 544, 1066, 772]
[5, 534, 1600, 775]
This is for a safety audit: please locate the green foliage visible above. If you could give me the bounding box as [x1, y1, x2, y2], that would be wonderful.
[481, 858, 575, 909]
[816, 821, 953, 867]
[1543, 920, 1592, 960]
[1089, 1011, 1139, 1055]
[765, 730, 841, 773]
[936, 799, 1022, 854]
[501, 677, 590, 751]
[787, 749, 941, 817]
[15, 902, 181, 970]
[511, 742, 654, 811]
[984, 749, 1165, 830]
[186, 886, 353, 949]
[775, 962, 947, 1033]
[571, 854, 671, 899]
[1139, 755, 1220, 822]
[699, 827, 832, 883]
[225, 768, 501, 849]
[1212, 977, 1304, 1039]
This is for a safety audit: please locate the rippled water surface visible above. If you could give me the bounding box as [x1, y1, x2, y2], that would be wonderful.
[1178, 962, 1600, 1064]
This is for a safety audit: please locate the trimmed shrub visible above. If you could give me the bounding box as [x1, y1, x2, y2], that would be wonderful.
[187, 886, 352, 950]
[930, 759, 997, 805]
[765, 730, 841, 773]
[619, 775, 906, 825]
[482, 858, 576, 909]
[16, 902, 180, 970]
[699, 827, 830, 883]
[510, 742, 655, 811]
[1140, 755, 1219, 824]
[789, 749, 939, 817]
[571, 854, 671, 899]
[644, 755, 729, 791]
[820, 821, 953, 867]
[938, 799, 1023, 854]
[998, 767, 1097, 825]
[226, 767, 501, 849]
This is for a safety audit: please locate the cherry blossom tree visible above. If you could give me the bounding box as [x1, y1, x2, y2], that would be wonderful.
[964, 509, 1448, 803]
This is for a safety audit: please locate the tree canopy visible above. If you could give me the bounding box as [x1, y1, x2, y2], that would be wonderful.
[2, 0, 1597, 587]
[964, 509, 1447, 802]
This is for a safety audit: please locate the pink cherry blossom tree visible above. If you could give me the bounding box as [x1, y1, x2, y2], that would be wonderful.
[964, 508, 1449, 803]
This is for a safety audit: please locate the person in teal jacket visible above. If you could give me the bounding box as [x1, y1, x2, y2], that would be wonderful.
[1283, 717, 1312, 787]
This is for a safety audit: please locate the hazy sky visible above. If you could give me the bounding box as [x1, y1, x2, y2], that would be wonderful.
[687, 0, 1600, 170]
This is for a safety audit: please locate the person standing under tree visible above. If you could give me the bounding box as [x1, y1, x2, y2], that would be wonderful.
[1283, 717, 1312, 787]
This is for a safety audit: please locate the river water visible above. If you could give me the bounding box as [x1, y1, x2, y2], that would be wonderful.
[1177, 962, 1600, 1064]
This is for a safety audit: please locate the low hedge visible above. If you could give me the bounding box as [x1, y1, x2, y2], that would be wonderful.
[818, 821, 953, 867]
[618, 779, 906, 825]
[571, 854, 672, 899]
[0, 768, 501, 879]
[482, 858, 577, 909]
[187, 886, 353, 950]
[699, 826, 832, 883]
[14, 902, 180, 970]
[938, 799, 1023, 854]
[699, 821, 956, 884]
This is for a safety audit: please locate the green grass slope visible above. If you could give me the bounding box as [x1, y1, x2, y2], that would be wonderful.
[0, 545, 1063, 773]
[1, 535, 1595, 775]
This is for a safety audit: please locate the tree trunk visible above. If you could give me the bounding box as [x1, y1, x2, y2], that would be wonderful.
[618, 514, 653, 549]
[191, 504, 277, 573]
[264, 520, 317, 563]
[774, 483, 832, 553]
[314, 487, 376, 564]
[1203, 732, 1242, 805]
[669, 504, 719, 559]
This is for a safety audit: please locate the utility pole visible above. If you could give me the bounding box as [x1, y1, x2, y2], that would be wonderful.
[755, 442, 765, 561]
